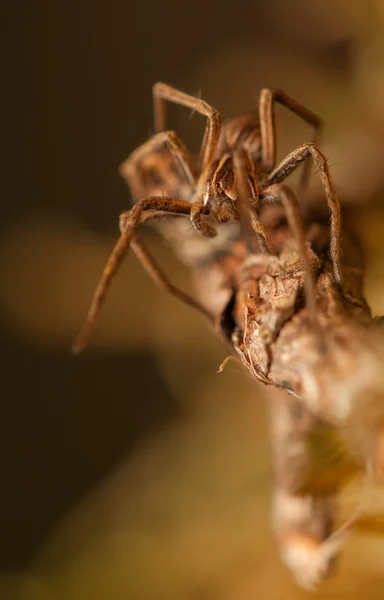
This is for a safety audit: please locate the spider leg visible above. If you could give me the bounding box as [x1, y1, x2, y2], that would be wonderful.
[119, 130, 196, 199]
[233, 147, 272, 254]
[152, 82, 221, 181]
[260, 183, 321, 345]
[266, 143, 342, 288]
[131, 236, 213, 322]
[190, 204, 217, 237]
[72, 197, 207, 354]
[259, 89, 322, 195]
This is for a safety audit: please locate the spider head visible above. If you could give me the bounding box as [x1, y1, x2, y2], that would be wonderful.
[203, 154, 239, 222]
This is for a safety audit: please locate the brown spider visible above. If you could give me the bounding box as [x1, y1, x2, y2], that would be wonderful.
[73, 83, 342, 353]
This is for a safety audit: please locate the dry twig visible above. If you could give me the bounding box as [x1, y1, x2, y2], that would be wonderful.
[73, 83, 384, 587]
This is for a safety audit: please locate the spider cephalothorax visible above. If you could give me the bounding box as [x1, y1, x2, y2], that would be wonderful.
[203, 154, 239, 223]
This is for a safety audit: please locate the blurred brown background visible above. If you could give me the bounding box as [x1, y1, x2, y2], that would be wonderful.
[2, 1, 384, 598]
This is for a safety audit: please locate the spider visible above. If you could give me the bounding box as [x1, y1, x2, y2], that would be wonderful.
[73, 83, 342, 353]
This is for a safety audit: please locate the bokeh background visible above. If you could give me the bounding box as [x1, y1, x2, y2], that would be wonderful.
[2, 1, 384, 598]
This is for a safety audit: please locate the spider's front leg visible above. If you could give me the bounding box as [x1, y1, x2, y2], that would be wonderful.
[152, 82, 221, 187]
[72, 197, 212, 354]
[267, 143, 342, 289]
[119, 130, 196, 199]
[151, 83, 226, 238]
[258, 89, 322, 195]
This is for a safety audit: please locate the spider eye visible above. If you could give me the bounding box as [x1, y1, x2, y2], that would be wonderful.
[215, 182, 220, 189]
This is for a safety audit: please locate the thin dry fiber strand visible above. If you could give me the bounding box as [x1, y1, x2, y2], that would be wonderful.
[73, 83, 384, 589]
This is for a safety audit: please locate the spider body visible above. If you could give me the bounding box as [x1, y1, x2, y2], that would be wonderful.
[73, 82, 342, 356]
[201, 114, 263, 226]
